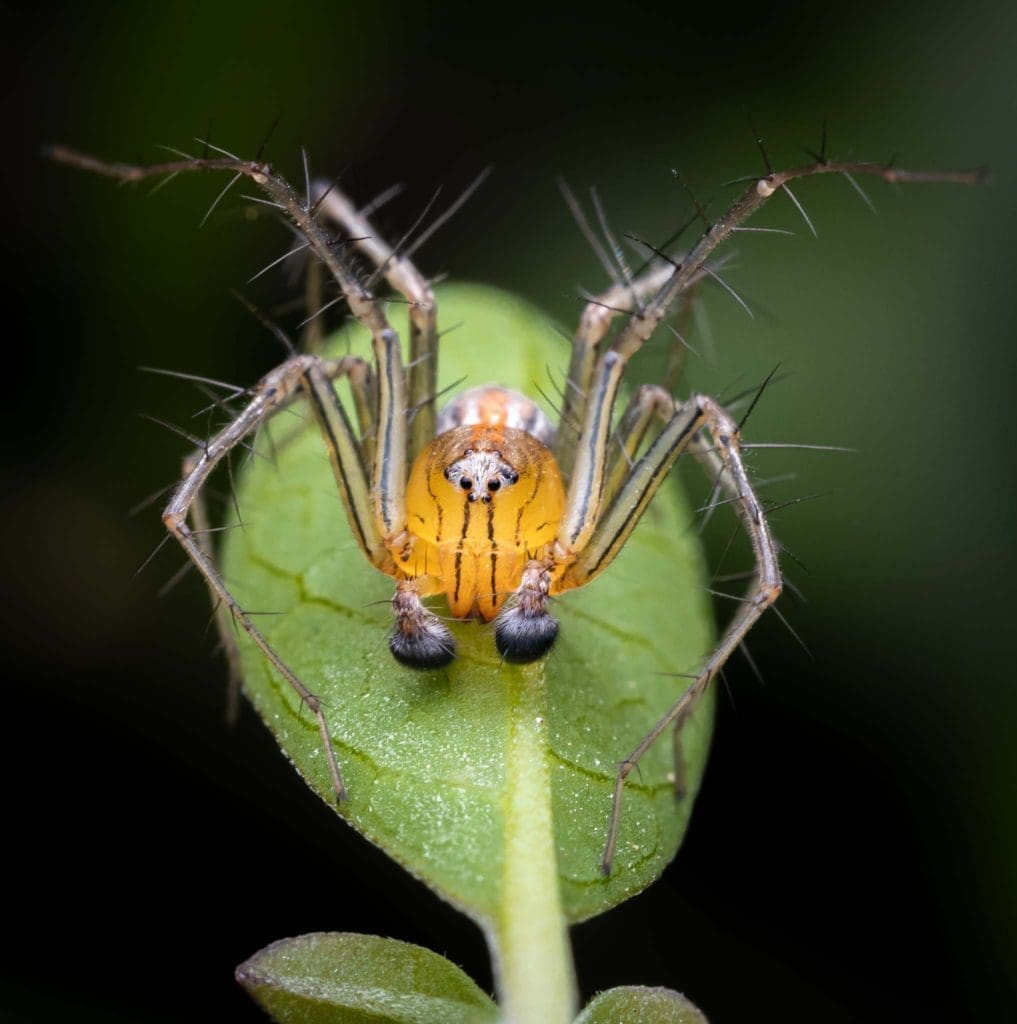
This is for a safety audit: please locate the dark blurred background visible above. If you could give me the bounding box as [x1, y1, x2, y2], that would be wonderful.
[5, 1, 1015, 1021]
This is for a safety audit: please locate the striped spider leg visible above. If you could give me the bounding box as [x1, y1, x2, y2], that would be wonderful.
[164, 352, 379, 802]
[570, 382, 781, 876]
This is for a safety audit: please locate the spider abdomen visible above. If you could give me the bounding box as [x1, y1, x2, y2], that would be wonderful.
[402, 407, 564, 620]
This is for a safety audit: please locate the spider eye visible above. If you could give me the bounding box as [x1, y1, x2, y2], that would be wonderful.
[460, 478, 473, 490]
[488, 480, 501, 492]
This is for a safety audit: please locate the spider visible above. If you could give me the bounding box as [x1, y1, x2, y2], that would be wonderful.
[49, 142, 983, 872]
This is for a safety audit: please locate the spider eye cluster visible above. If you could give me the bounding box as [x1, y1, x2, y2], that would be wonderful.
[443, 449, 519, 504]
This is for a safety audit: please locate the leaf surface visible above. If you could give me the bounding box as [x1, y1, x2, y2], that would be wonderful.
[236, 932, 498, 1024]
[575, 985, 710, 1024]
[222, 283, 715, 925]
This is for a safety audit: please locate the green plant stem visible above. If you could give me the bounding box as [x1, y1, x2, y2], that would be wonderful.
[487, 661, 577, 1024]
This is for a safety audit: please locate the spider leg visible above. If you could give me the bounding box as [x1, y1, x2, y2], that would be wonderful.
[573, 382, 701, 799]
[562, 394, 781, 875]
[670, 702, 694, 802]
[314, 183, 437, 463]
[301, 256, 326, 353]
[164, 354, 379, 801]
[328, 314, 454, 665]
[342, 356, 378, 467]
[284, 351, 450, 670]
[601, 384, 676, 511]
[301, 360, 389, 568]
[362, 325, 407, 545]
[309, 268, 451, 666]
[609, 385, 738, 802]
[555, 263, 674, 479]
[558, 395, 704, 583]
[555, 258, 716, 559]
[184, 448, 243, 724]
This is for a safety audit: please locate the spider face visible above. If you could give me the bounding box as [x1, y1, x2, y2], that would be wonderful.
[441, 440, 521, 506]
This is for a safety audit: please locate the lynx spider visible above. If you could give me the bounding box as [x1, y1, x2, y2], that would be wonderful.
[49, 142, 982, 872]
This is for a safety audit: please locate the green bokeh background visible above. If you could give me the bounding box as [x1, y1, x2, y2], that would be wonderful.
[6, 2, 1014, 1021]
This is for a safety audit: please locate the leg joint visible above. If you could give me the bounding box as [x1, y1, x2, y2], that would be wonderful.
[756, 578, 783, 608]
[163, 510, 186, 534]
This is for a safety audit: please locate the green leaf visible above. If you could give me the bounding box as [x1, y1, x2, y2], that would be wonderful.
[222, 283, 715, 926]
[236, 932, 498, 1024]
[575, 986, 710, 1024]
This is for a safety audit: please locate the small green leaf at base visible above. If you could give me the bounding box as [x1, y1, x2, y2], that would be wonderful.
[575, 986, 709, 1024]
[236, 932, 498, 1024]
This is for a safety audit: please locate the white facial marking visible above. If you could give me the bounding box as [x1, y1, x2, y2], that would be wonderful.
[443, 449, 519, 504]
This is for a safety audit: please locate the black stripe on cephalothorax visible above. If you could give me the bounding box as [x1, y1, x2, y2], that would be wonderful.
[426, 447, 443, 539]
[453, 498, 472, 605]
[514, 462, 542, 546]
[487, 499, 497, 603]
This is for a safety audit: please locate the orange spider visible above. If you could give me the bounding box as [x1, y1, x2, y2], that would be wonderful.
[47, 142, 983, 869]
